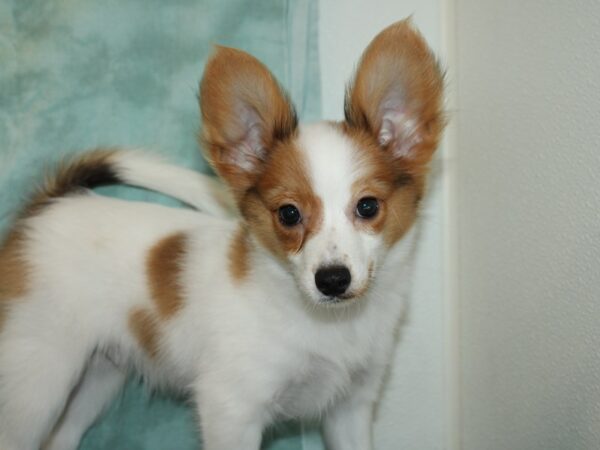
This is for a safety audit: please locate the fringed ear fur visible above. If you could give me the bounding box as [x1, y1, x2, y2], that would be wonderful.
[344, 19, 445, 175]
[199, 46, 298, 197]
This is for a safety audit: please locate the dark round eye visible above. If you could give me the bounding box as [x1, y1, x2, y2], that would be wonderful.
[278, 204, 302, 226]
[356, 197, 379, 219]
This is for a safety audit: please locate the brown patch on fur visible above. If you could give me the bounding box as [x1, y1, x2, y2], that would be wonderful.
[1, 150, 121, 330]
[382, 184, 419, 246]
[200, 46, 298, 198]
[339, 123, 420, 247]
[344, 19, 445, 178]
[0, 229, 28, 329]
[0, 230, 28, 300]
[24, 149, 120, 218]
[147, 232, 187, 319]
[131, 232, 187, 359]
[336, 19, 444, 248]
[240, 139, 323, 260]
[129, 307, 160, 359]
[228, 226, 250, 282]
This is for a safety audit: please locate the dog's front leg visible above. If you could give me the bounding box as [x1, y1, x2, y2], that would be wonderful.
[322, 369, 384, 450]
[322, 397, 374, 450]
[194, 382, 263, 450]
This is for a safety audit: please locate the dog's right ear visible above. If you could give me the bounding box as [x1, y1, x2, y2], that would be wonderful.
[344, 20, 445, 177]
[200, 47, 298, 197]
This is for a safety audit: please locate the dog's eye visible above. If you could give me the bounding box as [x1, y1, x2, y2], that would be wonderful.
[356, 197, 379, 219]
[278, 204, 302, 226]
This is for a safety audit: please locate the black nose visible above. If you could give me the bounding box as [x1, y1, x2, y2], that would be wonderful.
[315, 266, 351, 297]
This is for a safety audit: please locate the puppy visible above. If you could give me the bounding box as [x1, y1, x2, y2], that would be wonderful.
[0, 19, 444, 450]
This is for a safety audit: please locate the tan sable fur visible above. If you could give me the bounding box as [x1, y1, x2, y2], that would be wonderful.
[128, 307, 160, 359]
[200, 45, 331, 262]
[339, 124, 420, 247]
[1, 151, 120, 329]
[228, 226, 250, 282]
[25, 149, 119, 218]
[240, 139, 323, 259]
[344, 19, 445, 177]
[129, 232, 187, 358]
[200, 46, 298, 198]
[147, 232, 187, 319]
[381, 184, 420, 246]
[0, 230, 28, 329]
[342, 20, 444, 247]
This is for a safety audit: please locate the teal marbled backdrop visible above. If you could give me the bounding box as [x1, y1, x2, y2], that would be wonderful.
[0, 0, 323, 448]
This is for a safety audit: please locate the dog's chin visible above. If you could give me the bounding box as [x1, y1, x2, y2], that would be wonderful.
[313, 290, 366, 308]
[297, 278, 372, 308]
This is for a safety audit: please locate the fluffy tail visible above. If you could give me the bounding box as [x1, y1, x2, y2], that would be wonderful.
[27, 149, 235, 218]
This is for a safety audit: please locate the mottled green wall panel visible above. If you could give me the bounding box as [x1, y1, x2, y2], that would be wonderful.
[0, 0, 321, 229]
[0, 1, 323, 448]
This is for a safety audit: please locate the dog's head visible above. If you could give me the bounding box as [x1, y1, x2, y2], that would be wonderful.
[200, 19, 444, 306]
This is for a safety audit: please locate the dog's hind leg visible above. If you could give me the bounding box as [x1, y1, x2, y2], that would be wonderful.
[0, 313, 90, 450]
[43, 353, 126, 450]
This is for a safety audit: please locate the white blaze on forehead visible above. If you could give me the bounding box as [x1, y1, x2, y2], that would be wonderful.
[292, 123, 380, 301]
[297, 123, 364, 218]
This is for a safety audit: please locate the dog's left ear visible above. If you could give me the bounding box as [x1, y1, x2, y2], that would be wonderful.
[345, 19, 445, 173]
[200, 46, 297, 197]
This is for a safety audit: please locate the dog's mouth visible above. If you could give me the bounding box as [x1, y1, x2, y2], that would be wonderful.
[316, 285, 370, 306]
[317, 296, 353, 307]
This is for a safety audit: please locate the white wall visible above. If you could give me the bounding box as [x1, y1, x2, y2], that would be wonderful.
[455, 1, 600, 449]
[319, 2, 455, 449]
[320, 2, 600, 449]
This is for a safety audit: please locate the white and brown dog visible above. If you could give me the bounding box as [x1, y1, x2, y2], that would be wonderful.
[0, 20, 444, 450]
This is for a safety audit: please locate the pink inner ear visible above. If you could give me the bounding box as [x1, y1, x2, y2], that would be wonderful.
[379, 96, 423, 159]
[228, 104, 268, 173]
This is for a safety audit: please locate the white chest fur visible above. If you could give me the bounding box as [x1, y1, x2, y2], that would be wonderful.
[153, 224, 419, 423]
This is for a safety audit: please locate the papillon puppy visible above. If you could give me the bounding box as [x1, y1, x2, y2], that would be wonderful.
[0, 19, 444, 450]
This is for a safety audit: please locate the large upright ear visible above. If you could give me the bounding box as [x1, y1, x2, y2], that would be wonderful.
[345, 19, 445, 173]
[200, 46, 298, 196]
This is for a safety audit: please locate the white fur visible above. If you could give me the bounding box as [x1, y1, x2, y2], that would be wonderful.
[0, 16, 445, 448]
[0, 136, 419, 450]
[0, 12, 450, 446]
[113, 150, 236, 217]
[291, 124, 384, 304]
